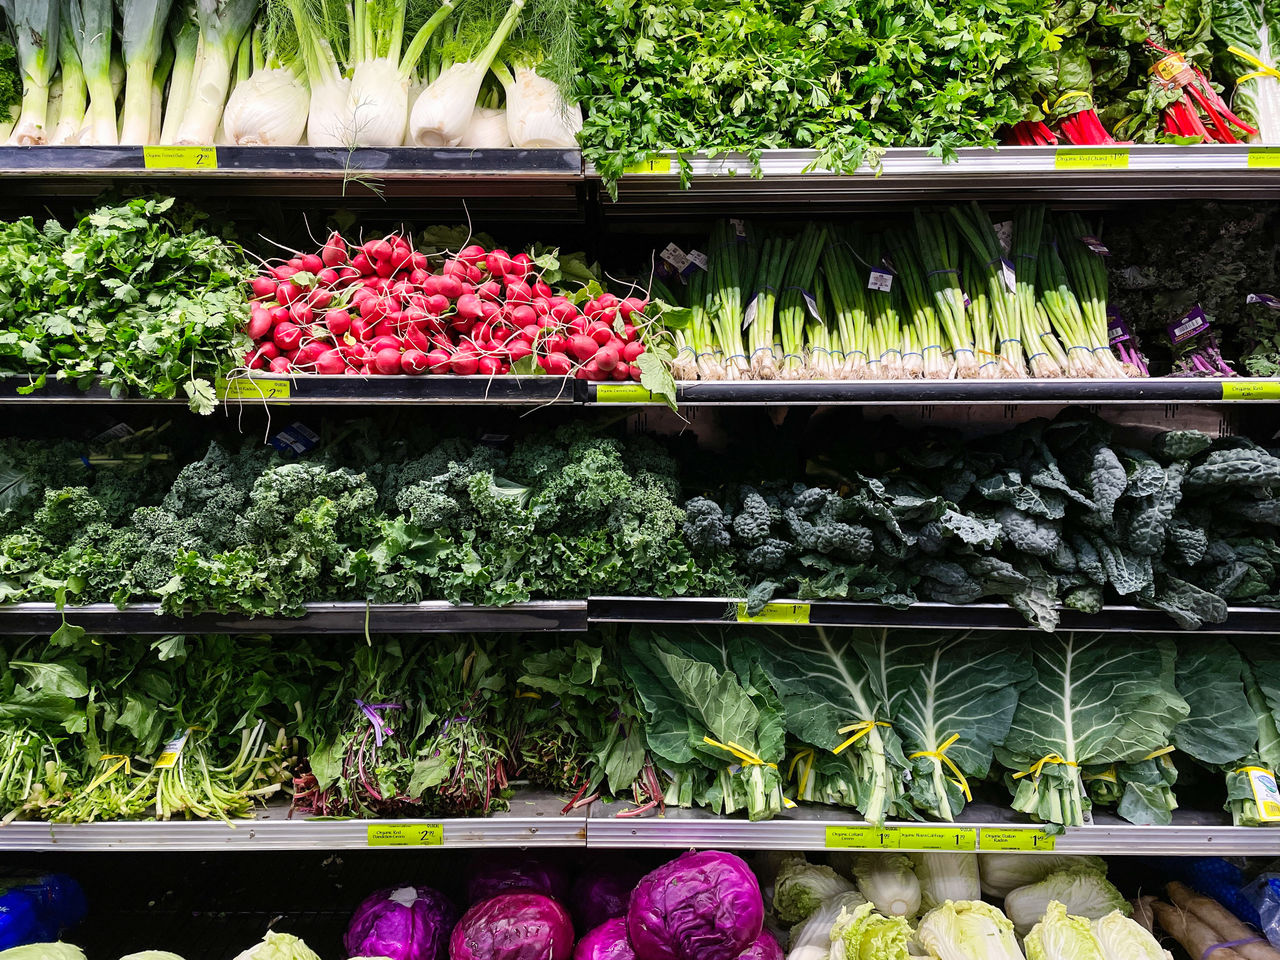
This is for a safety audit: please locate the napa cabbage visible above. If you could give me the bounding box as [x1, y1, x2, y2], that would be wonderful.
[773, 857, 856, 926]
[916, 900, 1025, 960]
[1005, 869, 1129, 938]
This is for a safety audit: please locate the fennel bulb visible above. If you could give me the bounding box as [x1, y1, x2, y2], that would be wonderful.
[305, 75, 353, 145]
[501, 63, 580, 147]
[7, 0, 60, 144]
[223, 66, 308, 143]
[408, 58, 486, 145]
[346, 56, 408, 146]
[460, 104, 510, 146]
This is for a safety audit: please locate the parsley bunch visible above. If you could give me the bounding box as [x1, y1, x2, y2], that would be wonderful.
[576, 0, 1055, 191]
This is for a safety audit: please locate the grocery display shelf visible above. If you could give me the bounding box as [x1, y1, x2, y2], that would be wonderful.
[589, 378, 1280, 405]
[8, 375, 1280, 407]
[587, 597, 1280, 633]
[0, 146, 583, 199]
[0, 793, 588, 851]
[2, 798, 1272, 853]
[587, 801, 1278, 855]
[593, 144, 1280, 209]
[0, 600, 589, 634]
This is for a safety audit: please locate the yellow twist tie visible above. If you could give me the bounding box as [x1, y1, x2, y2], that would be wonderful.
[1143, 745, 1176, 761]
[1229, 46, 1280, 83]
[1083, 765, 1118, 785]
[1042, 90, 1093, 113]
[703, 737, 777, 770]
[514, 691, 542, 700]
[788, 748, 815, 797]
[84, 754, 132, 794]
[1013, 754, 1078, 781]
[909, 733, 972, 802]
[833, 721, 890, 756]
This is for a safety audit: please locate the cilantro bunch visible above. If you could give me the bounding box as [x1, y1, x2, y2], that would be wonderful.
[0, 197, 251, 412]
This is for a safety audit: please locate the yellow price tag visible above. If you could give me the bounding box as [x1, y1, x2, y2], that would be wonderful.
[1222, 381, 1280, 400]
[1248, 148, 1280, 169]
[154, 729, 192, 770]
[1240, 767, 1280, 822]
[596, 383, 659, 403]
[826, 825, 900, 849]
[218, 377, 292, 400]
[736, 602, 811, 625]
[622, 156, 673, 175]
[979, 828, 1057, 851]
[367, 823, 444, 847]
[1054, 148, 1130, 170]
[896, 827, 978, 851]
[143, 146, 218, 170]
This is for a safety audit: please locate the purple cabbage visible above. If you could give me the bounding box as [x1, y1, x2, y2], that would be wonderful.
[465, 853, 571, 905]
[736, 932, 783, 960]
[570, 860, 645, 933]
[344, 885, 456, 960]
[449, 892, 575, 960]
[572, 918, 636, 960]
[625, 852, 764, 960]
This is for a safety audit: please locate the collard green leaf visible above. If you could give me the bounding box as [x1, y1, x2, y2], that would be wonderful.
[1172, 643, 1256, 765]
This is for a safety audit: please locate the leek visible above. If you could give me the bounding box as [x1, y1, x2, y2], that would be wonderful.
[117, 0, 176, 142]
[159, 9, 197, 142]
[49, 2, 86, 142]
[6, 0, 60, 144]
[67, 0, 116, 143]
[148, 36, 173, 141]
[172, 0, 257, 144]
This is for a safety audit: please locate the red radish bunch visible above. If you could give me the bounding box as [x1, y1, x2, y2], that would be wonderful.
[242, 232, 651, 381]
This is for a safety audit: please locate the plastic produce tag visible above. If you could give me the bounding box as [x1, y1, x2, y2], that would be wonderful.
[1241, 767, 1280, 821]
[979, 828, 1057, 851]
[1248, 293, 1280, 309]
[730, 219, 747, 238]
[154, 729, 192, 769]
[736, 602, 811, 624]
[269, 422, 320, 456]
[896, 827, 977, 851]
[1079, 235, 1110, 255]
[1054, 148, 1130, 169]
[1168, 305, 1210, 344]
[1107, 310, 1133, 345]
[1151, 52, 1193, 86]
[868, 269, 894, 293]
[686, 249, 709, 271]
[1000, 258, 1017, 293]
[143, 146, 217, 169]
[826, 826, 899, 849]
[802, 291, 822, 321]
[596, 384, 659, 403]
[367, 823, 445, 846]
[218, 377, 291, 400]
[91, 421, 135, 445]
[660, 243, 690, 271]
[621, 157, 672, 175]
[1223, 382, 1280, 399]
[742, 296, 759, 331]
[993, 220, 1013, 256]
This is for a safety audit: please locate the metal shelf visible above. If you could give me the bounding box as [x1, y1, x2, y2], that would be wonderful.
[7, 375, 1280, 407]
[587, 597, 1280, 633]
[3, 798, 1272, 853]
[593, 145, 1280, 210]
[0, 793, 588, 851]
[0, 601, 588, 634]
[587, 802, 1278, 855]
[588, 378, 1280, 405]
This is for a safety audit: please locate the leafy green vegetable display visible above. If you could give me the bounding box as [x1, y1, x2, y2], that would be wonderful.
[5, 625, 1280, 829]
[575, 0, 1055, 190]
[0, 197, 251, 413]
[685, 408, 1280, 629]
